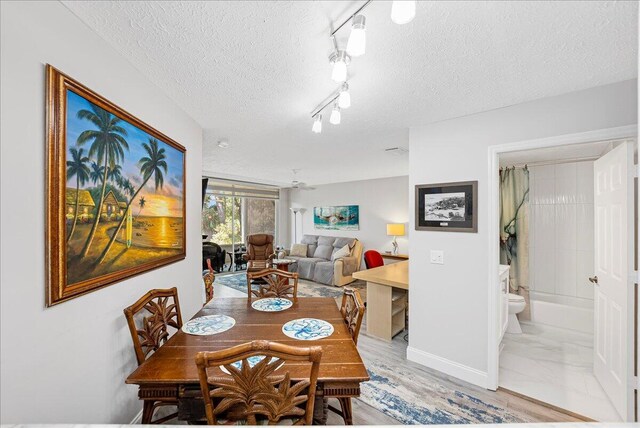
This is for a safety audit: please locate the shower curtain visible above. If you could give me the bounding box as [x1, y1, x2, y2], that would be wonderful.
[499, 166, 530, 318]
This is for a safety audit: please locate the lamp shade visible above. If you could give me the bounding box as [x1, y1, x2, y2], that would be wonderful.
[386, 223, 405, 236]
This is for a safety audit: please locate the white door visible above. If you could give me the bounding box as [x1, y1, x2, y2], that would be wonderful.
[593, 141, 634, 421]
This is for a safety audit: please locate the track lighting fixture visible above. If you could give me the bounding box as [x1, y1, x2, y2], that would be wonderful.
[391, 1, 416, 25]
[329, 103, 341, 125]
[329, 50, 350, 83]
[312, 114, 322, 133]
[338, 83, 351, 109]
[346, 15, 366, 57]
[310, 1, 418, 133]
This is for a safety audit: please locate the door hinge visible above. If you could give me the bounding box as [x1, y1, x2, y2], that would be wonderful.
[633, 375, 640, 390]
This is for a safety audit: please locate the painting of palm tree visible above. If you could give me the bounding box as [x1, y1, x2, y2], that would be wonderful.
[89, 162, 104, 185]
[137, 196, 146, 218]
[75, 102, 129, 258]
[66, 147, 90, 242]
[47, 65, 186, 306]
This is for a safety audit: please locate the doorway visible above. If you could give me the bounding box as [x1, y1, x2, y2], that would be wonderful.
[487, 126, 637, 422]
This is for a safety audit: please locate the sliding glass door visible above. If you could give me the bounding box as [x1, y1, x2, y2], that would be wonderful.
[202, 179, 279, 271]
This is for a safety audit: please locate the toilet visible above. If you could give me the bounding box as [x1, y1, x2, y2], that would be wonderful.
[507, 293, 526, 334]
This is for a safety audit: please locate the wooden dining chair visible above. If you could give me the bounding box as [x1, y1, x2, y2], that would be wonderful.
[340, 288, 365, 345]
[195, 340, 322, 425]
[124, 287, 183, 424]
[246, 268, 299, 301]
[329, 287, 366, 425]
[203, 258, 215, 305]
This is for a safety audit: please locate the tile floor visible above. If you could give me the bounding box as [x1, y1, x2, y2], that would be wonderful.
[499, 322, 620, 422]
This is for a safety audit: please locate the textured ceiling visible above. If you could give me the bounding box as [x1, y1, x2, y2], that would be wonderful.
[62, 1, 637, 186]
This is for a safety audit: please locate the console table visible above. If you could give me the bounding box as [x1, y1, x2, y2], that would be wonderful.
[353, 260, 408, 341]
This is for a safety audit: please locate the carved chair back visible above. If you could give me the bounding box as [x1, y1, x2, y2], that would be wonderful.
[340, 288, 365, 345]
[195, 340, 322, 425]
[124, 287, 183, 366]
[246, 268, 298, 301]
[203, 259, 215, 305]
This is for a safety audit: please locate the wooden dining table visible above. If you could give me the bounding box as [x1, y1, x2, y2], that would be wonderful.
[125, 296, 370, 424]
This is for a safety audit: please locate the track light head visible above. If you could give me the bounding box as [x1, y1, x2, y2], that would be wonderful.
[338, 83, 351, 109]
[312, 114, 322, 133]
[391, 1, 416, 25]
[347, 14, 366, 57]
[330, 103, 341, 125]
[329, 50, 350, 83]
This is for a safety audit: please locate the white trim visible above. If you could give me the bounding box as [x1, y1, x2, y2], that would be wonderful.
[407, 346, 488, 388]
[130, 409, 143, 424]
[487, 124, 637, 393]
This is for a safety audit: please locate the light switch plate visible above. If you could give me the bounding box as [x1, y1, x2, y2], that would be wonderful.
[430, 250, 444, 264]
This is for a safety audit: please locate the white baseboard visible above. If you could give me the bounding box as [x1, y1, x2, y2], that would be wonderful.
[130, 409, 143, 424]
[407, 346, 488, 388]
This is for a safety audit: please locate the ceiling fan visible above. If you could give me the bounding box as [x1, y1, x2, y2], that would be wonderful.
[288, 169, 315, 191]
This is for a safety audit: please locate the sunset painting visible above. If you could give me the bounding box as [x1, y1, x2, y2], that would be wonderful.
[62, 87, 185, 289]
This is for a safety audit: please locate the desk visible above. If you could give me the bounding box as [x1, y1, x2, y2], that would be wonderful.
[353, 261, 408, 341]
[126, 297, 369, 424]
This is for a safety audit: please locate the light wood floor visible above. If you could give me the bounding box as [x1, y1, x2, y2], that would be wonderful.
[332, 325, 585, 424]
[214, 282, 584, 425]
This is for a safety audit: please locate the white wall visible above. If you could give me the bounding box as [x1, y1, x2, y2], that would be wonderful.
[408, 80, 637, 387]
[0, 1, 203, 424]
[289, 176, 409, 256]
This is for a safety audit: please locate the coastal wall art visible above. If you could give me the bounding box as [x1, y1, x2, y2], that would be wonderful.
[313, 205, 359, 231]
[415, 181, 477, 232]
[46, 65, 186, 306]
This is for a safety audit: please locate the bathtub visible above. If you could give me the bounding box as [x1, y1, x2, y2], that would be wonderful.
[528, 291, 593, 334]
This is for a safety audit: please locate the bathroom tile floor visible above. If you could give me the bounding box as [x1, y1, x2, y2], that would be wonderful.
[499, 322, 621, 422]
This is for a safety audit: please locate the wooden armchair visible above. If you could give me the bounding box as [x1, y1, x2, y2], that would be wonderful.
[195, 340, 322, 425]
[329, 288, 365, 425]
[246, 268, 298, 301]
[123, 287, 183, 424]
[203, 259, 215, 305]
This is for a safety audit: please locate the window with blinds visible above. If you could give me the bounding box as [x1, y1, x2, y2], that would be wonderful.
[205, 178, 280, 200]
[202, 178, 280, 253]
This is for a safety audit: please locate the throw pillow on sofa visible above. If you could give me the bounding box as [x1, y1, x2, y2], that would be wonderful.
[290, 243, 308, 257]
[331, 244, 352, 261]
[313, 243, 334, 260]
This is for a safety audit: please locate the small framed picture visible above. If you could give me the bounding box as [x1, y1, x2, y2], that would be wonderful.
[415, 181, 478, 233]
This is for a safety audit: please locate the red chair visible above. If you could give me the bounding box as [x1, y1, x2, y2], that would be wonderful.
[364, 250, 384, 269]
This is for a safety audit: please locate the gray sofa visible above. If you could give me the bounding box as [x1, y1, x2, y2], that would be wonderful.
[282, 235, 363, 286]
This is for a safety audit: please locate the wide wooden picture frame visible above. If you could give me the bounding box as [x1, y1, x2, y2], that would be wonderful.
[46, 65, 186, 306]
[415, 181, 478, 233]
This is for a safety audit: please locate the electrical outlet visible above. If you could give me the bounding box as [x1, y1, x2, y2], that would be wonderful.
[430, 250, 444, 264]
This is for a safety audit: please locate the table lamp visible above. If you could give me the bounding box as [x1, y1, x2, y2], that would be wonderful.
[386, 223, 405, 255]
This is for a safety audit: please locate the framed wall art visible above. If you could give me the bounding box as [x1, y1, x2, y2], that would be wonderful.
[46, 65, 186, 306]
[415, 181, 477, 233]
[313, 205, 359, 231]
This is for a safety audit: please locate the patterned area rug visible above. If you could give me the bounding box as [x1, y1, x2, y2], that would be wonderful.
[359, 357, 529, 424]
[215, 273, 529, 425]
[214, 272, 366, 300]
